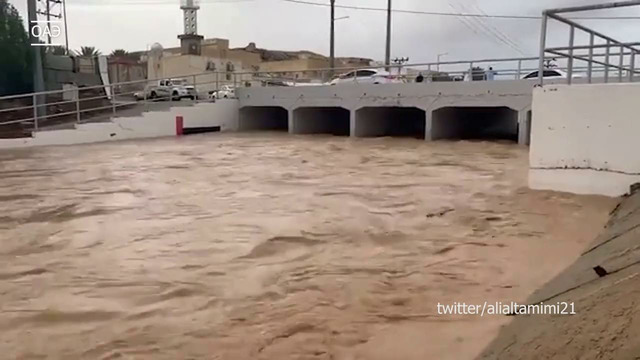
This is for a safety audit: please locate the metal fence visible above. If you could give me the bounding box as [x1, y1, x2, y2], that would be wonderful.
[539, 0, 640, 85]
[0, 51, 636, 137]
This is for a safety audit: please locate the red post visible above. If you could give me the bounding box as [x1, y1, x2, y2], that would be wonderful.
[176, 115, 184, 136]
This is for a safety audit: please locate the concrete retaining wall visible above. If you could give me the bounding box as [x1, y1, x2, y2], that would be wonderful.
[0, 100, 238, 149]
[478, 188, 640, 359]
[529, 83, 640, 196]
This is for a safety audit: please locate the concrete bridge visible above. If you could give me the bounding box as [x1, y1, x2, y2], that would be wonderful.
[237, 80, 536, 145]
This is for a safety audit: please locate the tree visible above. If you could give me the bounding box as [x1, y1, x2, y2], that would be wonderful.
[110, 49, 129, 57]
[77, 46, 101, 57]
[0, 0, 34, 95]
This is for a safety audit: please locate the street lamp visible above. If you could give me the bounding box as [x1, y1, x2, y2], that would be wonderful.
[330, 0, 336, 75]
[385, 0, 392, 68]
[437, 52, 448, 72]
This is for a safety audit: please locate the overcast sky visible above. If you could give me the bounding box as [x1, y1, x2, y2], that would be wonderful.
[8, 0, 640, 64]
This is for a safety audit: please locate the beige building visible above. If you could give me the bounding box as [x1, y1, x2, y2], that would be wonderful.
[108, 57, 147, 93]
[148, 53, 248, 93]
[259, 58, 329, 82]
[143, 37, 373, 87]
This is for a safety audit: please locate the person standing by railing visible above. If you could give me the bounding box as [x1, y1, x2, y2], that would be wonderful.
[486, 67, 497, 81]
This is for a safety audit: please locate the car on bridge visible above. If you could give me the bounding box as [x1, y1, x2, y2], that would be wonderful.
[134, 79, 195, 101]
[209, 85, 236, 99]
[522, 69, 584, 80]
[329, 69, 404, 85]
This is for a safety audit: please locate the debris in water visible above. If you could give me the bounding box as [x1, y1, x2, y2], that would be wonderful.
[426, 208, 454, 218]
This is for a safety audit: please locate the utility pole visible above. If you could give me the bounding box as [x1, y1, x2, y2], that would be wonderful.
[437, 52, 448, 72]
[27, 0, 46, 117]
[385, 0, 392, 68]
[46, 0, 51, 43]
[37, 0, 63, 45]
[329, 0, 335, 77]
[62, 0, 69, 53]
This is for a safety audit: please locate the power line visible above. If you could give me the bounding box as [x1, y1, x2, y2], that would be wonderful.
[448, 1, 526, 55]
[66, 0, 256, 5]
[467, 0, 527, 53]
[62, 0, 640, 19]
[282, 0, 640, 20]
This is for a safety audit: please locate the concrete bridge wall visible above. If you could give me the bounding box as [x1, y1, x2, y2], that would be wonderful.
[237, 80, 536, 144]
[529, 83, 640, 196]
[0, 101, 239, 149]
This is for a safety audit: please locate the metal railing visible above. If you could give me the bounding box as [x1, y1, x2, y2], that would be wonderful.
[0, 72, 234, 137]
[539, 0, 640, 85]
[1, 52, 638, 137]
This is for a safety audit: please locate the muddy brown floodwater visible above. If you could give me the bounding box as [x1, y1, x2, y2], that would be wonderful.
[0, 133, 615, 360]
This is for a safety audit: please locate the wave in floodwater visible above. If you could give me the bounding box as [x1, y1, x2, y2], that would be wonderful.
[0, 133, 615, 360]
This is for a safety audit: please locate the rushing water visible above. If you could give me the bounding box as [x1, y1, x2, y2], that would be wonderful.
[0, 133, 614, 360]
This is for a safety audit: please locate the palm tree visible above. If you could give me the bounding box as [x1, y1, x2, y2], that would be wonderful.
[110, 49, 129, 58]
[76, 46, 101, 57]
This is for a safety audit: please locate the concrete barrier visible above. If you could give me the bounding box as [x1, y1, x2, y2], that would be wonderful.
[0, 100, 239, 149]
[529, 83, 640, 196]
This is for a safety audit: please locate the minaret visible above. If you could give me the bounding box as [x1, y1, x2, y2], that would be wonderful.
[181, 0, 199, 35]
[178, 0, 203, 55]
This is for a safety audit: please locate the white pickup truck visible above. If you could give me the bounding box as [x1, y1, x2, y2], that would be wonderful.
[208, 85, 236, 100]
[135, 79, 196, 101]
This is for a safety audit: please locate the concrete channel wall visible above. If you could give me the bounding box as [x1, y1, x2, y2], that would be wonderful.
[529, 83, 640, 196]
[237, 80, 536, 144]
[478, 186, 640, 359]
[0, 101, 239, 149]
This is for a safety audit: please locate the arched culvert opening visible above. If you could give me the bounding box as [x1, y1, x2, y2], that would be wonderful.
[292, 107, 350, 136]
[239, 106, 288, 131]
[432, 107, 518, 142]
[355, 107, 426, 139]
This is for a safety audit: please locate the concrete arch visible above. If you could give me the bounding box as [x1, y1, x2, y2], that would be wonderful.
[238, 106, 288, 131]
[291, 107, 350, 136]
[354, 106, 426, 139]
[430, 106, 519, 141]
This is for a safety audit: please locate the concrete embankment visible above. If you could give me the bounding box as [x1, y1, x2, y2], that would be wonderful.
[478, 184, 640, 360]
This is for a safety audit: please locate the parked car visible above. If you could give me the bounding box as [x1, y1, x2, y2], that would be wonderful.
[261, 80, 291, 87]
[170, 79, 198, 99]
[521, 69, 584, 80]
[329, 69, 403, 85]
[210, 85, 236, 99]
[135, 79, 194, 101]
